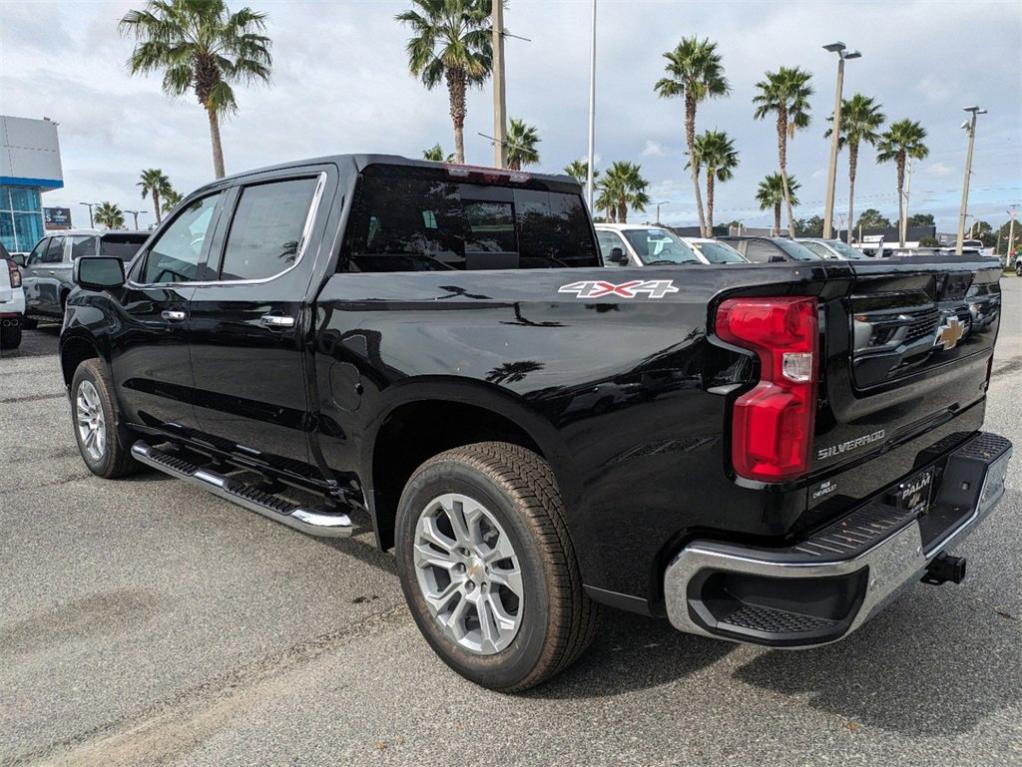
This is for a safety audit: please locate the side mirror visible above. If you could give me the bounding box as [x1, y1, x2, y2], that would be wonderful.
[10, 254, 26, 268]
[610, 247, 628, 265]
[74, 256, 125, 290]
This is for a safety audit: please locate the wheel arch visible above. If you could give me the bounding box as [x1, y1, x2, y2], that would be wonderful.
[59, 331, 103, 388]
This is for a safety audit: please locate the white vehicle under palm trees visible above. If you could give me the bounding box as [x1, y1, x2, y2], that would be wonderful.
[796, 238, 868, 260]
[596, 224, 704, 266]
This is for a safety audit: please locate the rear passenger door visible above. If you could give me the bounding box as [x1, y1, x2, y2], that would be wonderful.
[187, 168, 330, 470]
[32, 236, 66, 315]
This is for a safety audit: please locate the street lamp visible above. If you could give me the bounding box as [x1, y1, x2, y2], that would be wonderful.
[78, 202, 98, 229]
[654, 201, 669, 225]
[956, 106, 987, 255]
[822, 42, 862, 242]
[124, 210, 146, 231]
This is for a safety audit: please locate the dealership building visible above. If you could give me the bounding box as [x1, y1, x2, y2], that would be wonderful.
[0, 115, 64, 253]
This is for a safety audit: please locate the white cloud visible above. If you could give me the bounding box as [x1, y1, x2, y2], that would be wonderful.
[641, 140, 666, 157]
[924, 161, 955, 177]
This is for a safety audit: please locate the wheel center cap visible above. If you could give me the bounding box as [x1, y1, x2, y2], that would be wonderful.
[467, 559, 485, 583]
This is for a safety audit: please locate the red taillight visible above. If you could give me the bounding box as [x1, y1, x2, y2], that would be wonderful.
[6, 259, 20, 289]
[716, 296, 818, 482]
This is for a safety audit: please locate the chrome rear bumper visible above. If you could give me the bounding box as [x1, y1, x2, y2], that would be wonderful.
[664, 432, 1011, 647]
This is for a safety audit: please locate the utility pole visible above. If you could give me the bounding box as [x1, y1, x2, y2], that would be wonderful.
[79, 202, 96, 229]
[956, 105, 986, 255]
[901, 156, 913, 246]
[654, 201, 669, 225]
[822, 42, 861, 240]
[491, 0, 507, 169]
[585, 0, 597, 210]
[1007, 206, 1017, 264]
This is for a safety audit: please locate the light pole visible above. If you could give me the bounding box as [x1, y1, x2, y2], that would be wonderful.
[585, 0, 597, 211]
[1007, 206, 1018, 265]
[654, 201, 669, 225]
[822, 42, 861, 241]
[124, 210, 146, 230]
[956, 105, 987, 255]
[79, 202, 97, 229]
[491, 0, 507, 169]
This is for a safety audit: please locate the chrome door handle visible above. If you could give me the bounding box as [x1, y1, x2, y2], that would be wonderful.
[260, 315, 295, 328]
[161, 310, 186, 321]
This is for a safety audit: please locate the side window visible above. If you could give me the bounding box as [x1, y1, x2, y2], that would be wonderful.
[597, 232, 627, 266]
[743, 241, 777, 263]
[70, 236, 99, 259]
[27, 238, 48, 265]
[142, 193, 222, 284]
[42, 236, 64, 263]
[219, 177, 319, 281]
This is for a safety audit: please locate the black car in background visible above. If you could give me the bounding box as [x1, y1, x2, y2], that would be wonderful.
[18, 229, 149, 325]
[718, 235, 822, 263]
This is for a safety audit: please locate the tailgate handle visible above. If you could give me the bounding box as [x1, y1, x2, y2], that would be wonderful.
[260, 315, 295, 328]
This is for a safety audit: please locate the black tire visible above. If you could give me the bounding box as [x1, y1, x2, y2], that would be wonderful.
[1016, 262, 1022, 277]
[395, 442, 597, 692]
[0, 321, 22, 350]
[70, 359, 139, 478]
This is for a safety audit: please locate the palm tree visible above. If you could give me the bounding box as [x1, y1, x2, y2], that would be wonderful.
[120, 0, 272, 180]
[753, 66, 813, 237]
[396, 0, 492, 165]
[161, 187, 183, 216]
[690, 130, 738, 233]
[825, 94, 884, 243]
[137, 168, 172, 224]
[876, 119, 929, 247]
[505, 117, 540, 170]
[756, 173, 800, 235]
[94, 202, 126, 230]
[596, 161, 649, 224]
[423, 144, 454, 162]
[563, 160, 598, 185]
[654, 37, 730, 237]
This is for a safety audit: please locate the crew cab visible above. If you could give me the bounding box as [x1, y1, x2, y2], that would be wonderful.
[61, 155, 1010, 691]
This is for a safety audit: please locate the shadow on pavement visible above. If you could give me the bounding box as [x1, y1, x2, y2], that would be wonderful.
[528, 609, 733, 699]
[733, 599, 1021, 736]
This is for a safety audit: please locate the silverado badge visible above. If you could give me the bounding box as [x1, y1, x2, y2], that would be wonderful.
[934, 316, 964, 351]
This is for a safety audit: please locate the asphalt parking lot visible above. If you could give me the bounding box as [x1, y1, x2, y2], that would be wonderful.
[2, 289, 1021, 767]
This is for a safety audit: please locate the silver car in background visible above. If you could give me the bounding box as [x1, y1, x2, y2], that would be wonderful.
[796, 238, 869, 260]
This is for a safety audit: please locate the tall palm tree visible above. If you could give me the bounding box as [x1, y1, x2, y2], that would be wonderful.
[396, 0, 492, 165]
[690, 130, 738, 233]
[137, 168, 172, 224]
[876, 119, 929, 247]
[753, 66, 813, 237]
[756, 173, 800, 235]
[596, 161, 649, 224]
[423, 143, 454, 161]
[505, 117, 540, 170]
[654, 37, 730, 237]
[94, 202, 126, 230]
[161, 187, 183, 216]
[563, 160, 598, 185]
[825, 93, 885, 243]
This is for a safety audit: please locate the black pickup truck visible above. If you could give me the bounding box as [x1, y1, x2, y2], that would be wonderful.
[61, 155, 1010, 691]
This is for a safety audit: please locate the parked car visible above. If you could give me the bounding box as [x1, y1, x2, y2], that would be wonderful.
[61, 154, 1010, 691]
[681, 237, 748, 264]
[0, 241, 25, 349]
[718, 235, 822, 263]
[796, 237, 868, 260]
[595, 223, 703, 266]
[18, 229, 149, 325]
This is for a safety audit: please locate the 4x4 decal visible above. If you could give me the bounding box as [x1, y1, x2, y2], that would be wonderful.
[558, 280, 680, 299]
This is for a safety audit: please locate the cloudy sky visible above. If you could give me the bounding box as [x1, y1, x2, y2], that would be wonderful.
[2, 0, 1020, 232]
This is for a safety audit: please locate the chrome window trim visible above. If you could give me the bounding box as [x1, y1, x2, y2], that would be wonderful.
[127, 172, 327, 289]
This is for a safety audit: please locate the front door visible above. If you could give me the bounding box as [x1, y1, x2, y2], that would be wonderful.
[23, 236, 65, 316]
[112, 191, 225, 433]
[188, 172, 327, 468]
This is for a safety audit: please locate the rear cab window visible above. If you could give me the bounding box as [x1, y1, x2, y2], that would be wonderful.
[340, 164, 599, 272]
[99, 233, 148, 260]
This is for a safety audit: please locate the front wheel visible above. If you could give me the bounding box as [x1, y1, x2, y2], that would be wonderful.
[70, 359, 138, 478]
[395, 442, 596, 692]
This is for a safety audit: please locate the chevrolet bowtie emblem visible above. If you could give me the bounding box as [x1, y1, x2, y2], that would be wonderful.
[935, 317, 964, 351]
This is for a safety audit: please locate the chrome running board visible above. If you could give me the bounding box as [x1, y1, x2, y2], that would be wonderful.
[131, 440, 353, 538]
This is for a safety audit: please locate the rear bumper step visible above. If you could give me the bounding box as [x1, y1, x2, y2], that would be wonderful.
[131, 441, 353, 538]
[664, 431, 1011, 648]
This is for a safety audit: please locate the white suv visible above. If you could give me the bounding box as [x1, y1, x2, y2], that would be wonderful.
[0, 243, 26, 350]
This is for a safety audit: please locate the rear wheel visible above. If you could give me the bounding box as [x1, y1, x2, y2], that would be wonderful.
[395, 442, 596, 691]
[71, 359, 138, 478]
[0, 321, 22, 350]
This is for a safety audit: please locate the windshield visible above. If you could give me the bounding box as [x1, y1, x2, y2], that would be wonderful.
[823, 239, 867, 259]
[621, 228, 700, 265]
[692, 240, 745, 264]
[776, 240, 823, 262]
